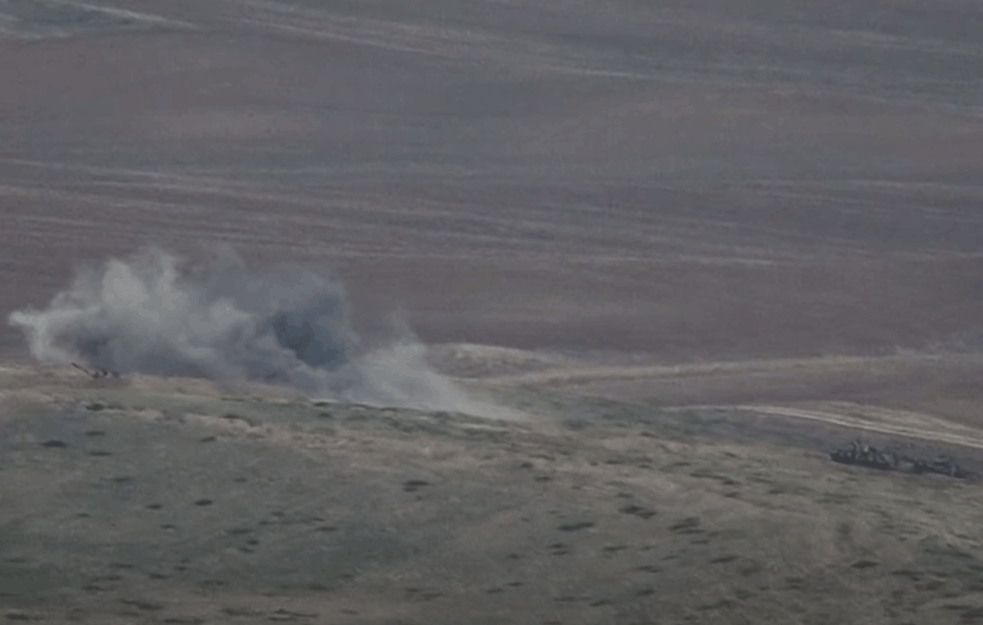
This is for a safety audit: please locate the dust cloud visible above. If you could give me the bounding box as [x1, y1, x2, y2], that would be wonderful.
[8, 247, 514, 418]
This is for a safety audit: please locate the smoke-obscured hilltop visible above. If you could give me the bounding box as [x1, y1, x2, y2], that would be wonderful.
[8, 247, 510, 417]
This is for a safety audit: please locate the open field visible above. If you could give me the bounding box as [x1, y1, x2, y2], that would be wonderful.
[2, 0, 983, 362]
[2, 0, 983, 622]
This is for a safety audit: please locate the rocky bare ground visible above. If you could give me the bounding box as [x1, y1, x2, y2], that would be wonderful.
[4, 364, 983, 625]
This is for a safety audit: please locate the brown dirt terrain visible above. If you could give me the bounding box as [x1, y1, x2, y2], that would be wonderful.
[2, 0, 983, 623]
[2, 0, 983, 362]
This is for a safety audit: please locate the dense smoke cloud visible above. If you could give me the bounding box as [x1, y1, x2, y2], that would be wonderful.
[8, 247, 504, 415]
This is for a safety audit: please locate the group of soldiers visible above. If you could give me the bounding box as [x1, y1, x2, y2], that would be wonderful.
[830, 439, 971, 479]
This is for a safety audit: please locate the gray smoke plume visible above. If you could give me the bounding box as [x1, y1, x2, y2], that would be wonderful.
[8, 247, 510, 416]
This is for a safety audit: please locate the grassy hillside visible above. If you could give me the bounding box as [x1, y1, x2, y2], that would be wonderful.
[3, 364, 983, 624]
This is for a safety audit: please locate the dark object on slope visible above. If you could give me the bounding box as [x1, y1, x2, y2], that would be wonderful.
[829, 439, 971, 479]
[71, 362, 120, 379]
[830, 440, 895, 470]
[907, 456, 972, 479]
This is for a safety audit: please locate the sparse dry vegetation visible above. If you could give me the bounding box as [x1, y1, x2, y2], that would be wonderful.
[4, 364, 983, 624]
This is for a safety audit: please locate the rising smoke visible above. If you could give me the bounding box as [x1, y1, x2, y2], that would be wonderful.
[8, 247, 508, 416]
